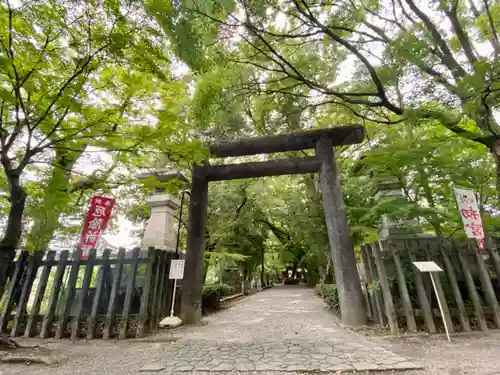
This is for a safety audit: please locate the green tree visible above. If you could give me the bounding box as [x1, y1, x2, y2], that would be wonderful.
[0, 0, 197, 296]
[156, 0, 500, 194]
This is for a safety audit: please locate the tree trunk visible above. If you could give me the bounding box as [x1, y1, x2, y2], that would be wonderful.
[26, 150, 79, 251]
[494, 151, 500, 205]
[0, 176, 27, 298]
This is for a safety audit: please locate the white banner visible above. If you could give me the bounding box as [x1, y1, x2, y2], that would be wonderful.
[453, 187, 484, 248]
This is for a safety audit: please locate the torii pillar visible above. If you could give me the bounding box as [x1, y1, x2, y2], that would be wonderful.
[181, 126, 366, 326]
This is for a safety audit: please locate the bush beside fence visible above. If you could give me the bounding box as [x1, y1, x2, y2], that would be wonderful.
[0, 247, 179, 340]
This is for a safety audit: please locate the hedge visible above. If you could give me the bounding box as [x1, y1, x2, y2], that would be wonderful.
[315, 283, 339, 312]
[202, 283, 233, 312]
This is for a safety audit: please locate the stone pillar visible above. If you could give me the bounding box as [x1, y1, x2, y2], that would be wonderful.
[139, 169, 186, 250]
[374, 176, 424, 240]
[142, 194, 180, 250]
[316, 136, 366, 326]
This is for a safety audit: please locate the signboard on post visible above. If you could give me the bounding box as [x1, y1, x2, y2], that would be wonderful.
[169, 259, 185, 279]
[77, 195, 115, 259]
[412, 261, 451, 342]
[159, 258, 185, 328]
[453, 187, 484, 249]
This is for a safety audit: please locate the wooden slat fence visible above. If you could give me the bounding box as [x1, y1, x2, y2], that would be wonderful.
[0, 247, 180, 340]
[361, 237, 500, 334]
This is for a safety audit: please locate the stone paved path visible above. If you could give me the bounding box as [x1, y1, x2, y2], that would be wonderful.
[148, 285, 421, 373]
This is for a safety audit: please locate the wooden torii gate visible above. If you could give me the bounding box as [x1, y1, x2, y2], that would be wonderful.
[180, 125, 366, 326]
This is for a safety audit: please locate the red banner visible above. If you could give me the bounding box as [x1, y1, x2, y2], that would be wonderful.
[78, 196, 115, 259]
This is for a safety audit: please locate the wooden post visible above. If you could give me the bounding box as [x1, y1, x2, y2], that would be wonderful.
[0, 252, 28, 333]
[429, 272, 452, 341]
[149, 250, 162, 332]
[470, 241, 500, 328]
[103, 248, 125, 339]
[406, 241, 436, 333]
[160, 252, 174, 319]
[136, 248, 155, 338]
[363, 245, 386, 325]
[71, 249, 96, 341]
[371, 242, 399, 334]
[181, 164, 209, 325]
[360, 245, 377, 322]
[40, 250, 69, 339]
[439, 243, 470, 332]
[87, 249, 110, 340]
[11, 251, 42, 337]
[155, 252, 168, 329]
[486, 236, 500, 283]
[119, 248, 140, 340]
[431, 270, 454, 335]
[55, 249, 82, 339]
[25, 251, 56, 338]
[423, 241, 453, 335]
[456, 242, 488, 331]
[390, 242, 417, 332]
[316, 136, 365, 326]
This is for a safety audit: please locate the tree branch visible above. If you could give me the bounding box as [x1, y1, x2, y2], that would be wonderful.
[404, 0, 467, 80]
[444, 2, 478, 65]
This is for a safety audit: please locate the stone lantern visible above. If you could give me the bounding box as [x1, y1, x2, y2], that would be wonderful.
[138, 169, 187, 250]
[374, 175, 425, 240]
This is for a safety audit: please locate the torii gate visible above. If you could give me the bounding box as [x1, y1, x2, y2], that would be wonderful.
[180, 125, 366, 326]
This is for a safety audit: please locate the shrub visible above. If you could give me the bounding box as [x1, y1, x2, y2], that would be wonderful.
[202, 283, 233, 312]
[315, 283, 339, 311]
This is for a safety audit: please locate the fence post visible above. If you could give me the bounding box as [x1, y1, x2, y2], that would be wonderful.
[41, 250, 69, 339]
[406, 240, 436, 333]
[456, 241, 488, 331]
[155, 251, 168, 329]
[486, 236, 500, 282]
[470, 241, 500, 328]
[71, 249, 97, 341]
[136, 248, 155, 338]
[363, 244, 386, 325]
[161, 252, 174, 318]
[0, 252, 28, 334]
[360, 245, 376, 322]
[371, 242, 399, 334]
[439, 241, 470, 332]
[103, 248, 125, 339]
[390, 241, 417, 333]
[11, 251, 42, 337]
[87, 249, 110, 340]
[149, 250, 162, 332]
[55, 249, 82, 339]
[119, 248, 140, 340]
[25, 251, 56, 338]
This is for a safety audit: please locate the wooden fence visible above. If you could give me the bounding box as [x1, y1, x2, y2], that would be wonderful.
[0, 248, 179, 340]
[360, 237, 500, 334]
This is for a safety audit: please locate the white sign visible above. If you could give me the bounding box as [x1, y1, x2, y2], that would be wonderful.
[412, 261, 450, 342]
[454, 187, 484, 248]
[412, 261, 443, 273]
[169, 259, 185, 279]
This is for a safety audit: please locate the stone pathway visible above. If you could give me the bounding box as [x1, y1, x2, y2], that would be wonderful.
[145, 285, 421, 373]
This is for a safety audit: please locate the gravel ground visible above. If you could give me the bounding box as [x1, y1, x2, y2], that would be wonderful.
[0, 286, 499, 374]
[378, 332, 500, 374]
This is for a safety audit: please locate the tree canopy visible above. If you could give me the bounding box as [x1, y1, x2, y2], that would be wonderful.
[0, 0, 498, 292]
